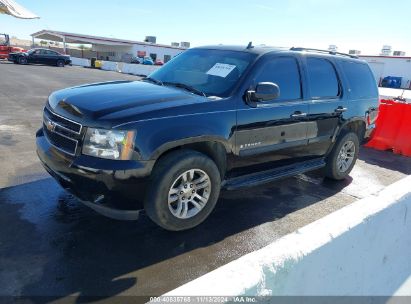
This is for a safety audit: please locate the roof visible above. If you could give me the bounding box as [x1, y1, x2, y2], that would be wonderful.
[0, 0, 39, 19]
[31, 30, 186, 50]
[30, 48, 59, 51]
[193, 45, 363, 61]
[193, 44, 289, 55]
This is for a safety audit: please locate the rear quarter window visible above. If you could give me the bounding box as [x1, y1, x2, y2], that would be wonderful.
[341, 61, 377, 99]
[306, 57, 340, 99]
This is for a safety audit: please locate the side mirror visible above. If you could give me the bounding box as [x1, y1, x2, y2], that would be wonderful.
[248, 82, 280, 102]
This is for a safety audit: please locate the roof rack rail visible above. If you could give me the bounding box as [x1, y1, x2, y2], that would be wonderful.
[290, 47, 359, 59]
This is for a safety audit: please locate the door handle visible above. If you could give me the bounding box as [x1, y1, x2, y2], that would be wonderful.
[335, 107, 347, 113]
[291, 111, 307, 118]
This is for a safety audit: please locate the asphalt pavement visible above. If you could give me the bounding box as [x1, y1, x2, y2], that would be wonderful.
[1, 61, 411, 302]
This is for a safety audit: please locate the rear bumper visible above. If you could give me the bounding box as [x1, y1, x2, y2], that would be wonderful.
[36, 128, 154, 216]
[364, 123, 376, 141]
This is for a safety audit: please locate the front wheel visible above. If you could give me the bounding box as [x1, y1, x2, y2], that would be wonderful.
[56, 60, 65, 67]
[18, 57, 27, 64]
[144, 150, 221, 231]
[324, 132, 360, 180]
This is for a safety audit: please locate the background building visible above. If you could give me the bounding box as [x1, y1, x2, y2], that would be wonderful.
[359, 45, 411, 89]
[360, 55, 411, 89]
[30, 30, 188, 63]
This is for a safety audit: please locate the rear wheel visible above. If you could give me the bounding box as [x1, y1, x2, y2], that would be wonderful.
[56, 60, 65, 67]
[324, 132, 359, 180]
[144, 150, 221, 231]
[18, 57, 27, 64]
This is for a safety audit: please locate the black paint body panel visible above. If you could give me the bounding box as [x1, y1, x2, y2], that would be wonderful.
[36, 46, 379, 210]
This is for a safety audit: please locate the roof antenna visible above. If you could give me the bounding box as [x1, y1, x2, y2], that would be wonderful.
[246, 41, 253, 49]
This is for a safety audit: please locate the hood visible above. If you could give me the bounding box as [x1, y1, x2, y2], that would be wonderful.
[48, 80, 205, 127]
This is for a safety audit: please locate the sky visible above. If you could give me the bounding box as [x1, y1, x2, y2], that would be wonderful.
[1, 0, 411, 55]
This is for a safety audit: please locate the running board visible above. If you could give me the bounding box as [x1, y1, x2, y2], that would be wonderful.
[222, 158, 326, 190]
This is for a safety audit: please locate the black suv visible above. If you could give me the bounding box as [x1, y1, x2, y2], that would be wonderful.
[9, 48, 71, 67]
[36, 45, 379, 230]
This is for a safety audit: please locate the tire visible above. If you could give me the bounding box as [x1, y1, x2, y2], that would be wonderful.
[56, 60, 65, 67]
[324, 131, 360, 180]
[144, 150, 221, 231]
[18, 57, 27, 64]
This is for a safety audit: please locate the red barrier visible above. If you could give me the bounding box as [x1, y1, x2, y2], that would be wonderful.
[392, 103, 411, 157]
[366, 99, 411, 157]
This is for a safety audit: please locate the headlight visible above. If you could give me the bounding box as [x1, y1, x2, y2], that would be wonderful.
[82, 128, 136, 160]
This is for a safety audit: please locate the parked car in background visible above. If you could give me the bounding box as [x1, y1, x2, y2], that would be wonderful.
[143, 56, 154, 65]
[8, 48, 71, 67]
[155, 60, 164, 66]
[130, 57, 142, 64]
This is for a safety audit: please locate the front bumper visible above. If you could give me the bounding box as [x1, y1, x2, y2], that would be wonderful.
[36, 128, 154, 217]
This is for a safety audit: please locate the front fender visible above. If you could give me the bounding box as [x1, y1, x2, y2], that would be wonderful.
[150, 135, 232, 160]
[131, 111, 237, 160]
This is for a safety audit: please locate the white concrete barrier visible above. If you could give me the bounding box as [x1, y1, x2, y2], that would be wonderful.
[379, 87, 411, 103]
[70, 57, 90, 67]
[101, 60, 118, 72]
[69, 58, 161, 76]
[121, 63, 161, 76]
[166, 175, 411, 297]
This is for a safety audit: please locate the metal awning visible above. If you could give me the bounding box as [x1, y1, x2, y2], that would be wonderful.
[0, 0, 39, 19]
[31, 30, 135, 46]
[30, 30, 186, 55]
[31, 30, 136, 55]
[31, 30, 185, 49]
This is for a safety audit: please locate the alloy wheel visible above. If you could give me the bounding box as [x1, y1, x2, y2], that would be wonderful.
[168, 169, 211, 219]
[337, 140, 355, 173]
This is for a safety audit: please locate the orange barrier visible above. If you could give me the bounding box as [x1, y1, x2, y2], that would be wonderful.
[392, 103, 411, 157]
[365, 100, 402, 150]
[365, 99, 411, 157]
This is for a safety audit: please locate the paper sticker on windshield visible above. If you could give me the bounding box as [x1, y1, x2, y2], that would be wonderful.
[206, 63, 236, 78]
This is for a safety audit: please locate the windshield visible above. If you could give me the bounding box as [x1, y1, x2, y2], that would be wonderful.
[148, 49, 257, 97]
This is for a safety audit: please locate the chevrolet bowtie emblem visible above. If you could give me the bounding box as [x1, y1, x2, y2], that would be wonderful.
[46, 119, 55, 132]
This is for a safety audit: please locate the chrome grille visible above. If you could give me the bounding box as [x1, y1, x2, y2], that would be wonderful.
[44, 107, 82, 133]
[43, 107, 83, 156]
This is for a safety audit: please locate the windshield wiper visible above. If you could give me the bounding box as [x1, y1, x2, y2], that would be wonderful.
[163, 82, 206, 97]
[142, 77, 163, 86]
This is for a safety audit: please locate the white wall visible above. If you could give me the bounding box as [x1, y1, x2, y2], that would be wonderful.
[121, 63, 160, 76]
[90, 43, 184, 63]
[166, 175, 411, 297]
[131, 44, 184, 62]
[92, 44, 134, 61]
[100, 61, 118, 72]
[379, 87, 411, 102]
[361, 56, 411, 88]
[70, 57, 90, 67]
[99, 60, 160, 76]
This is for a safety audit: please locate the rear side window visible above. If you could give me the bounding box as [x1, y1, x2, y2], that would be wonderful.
[306, 58, 339, 99]
[255, 57, 301, 101]
[341, 61, 377, 99]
